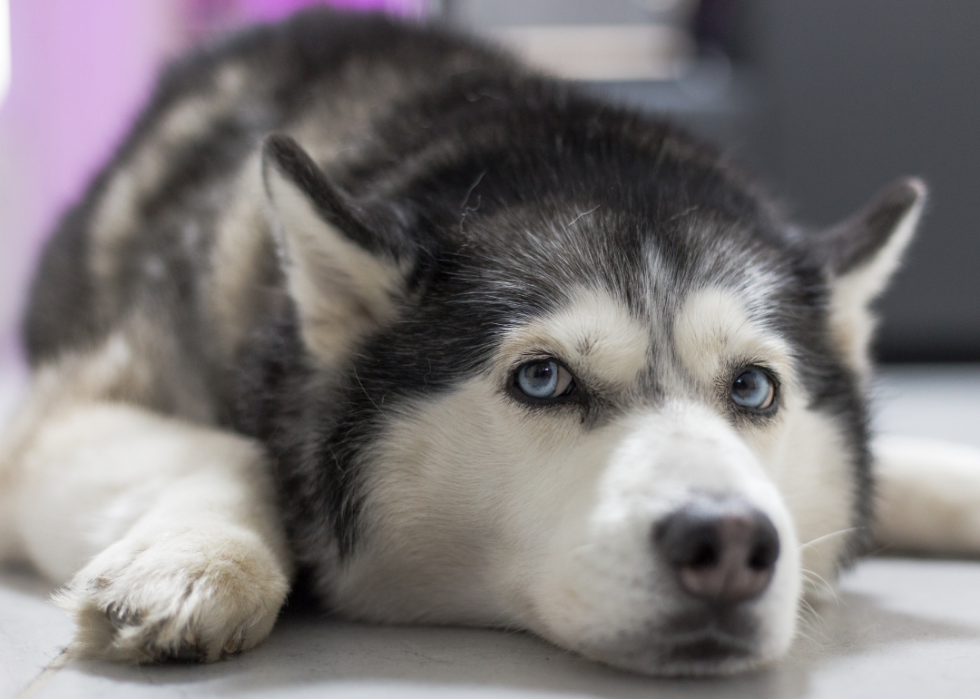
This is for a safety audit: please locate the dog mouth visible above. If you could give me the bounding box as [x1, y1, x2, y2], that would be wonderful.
[567, 610, 766, 676]
[584, 633, 763, 677]
[657, 607, 764, 670]
[659, 629, 757, 665]
[573, 634, 763, 678]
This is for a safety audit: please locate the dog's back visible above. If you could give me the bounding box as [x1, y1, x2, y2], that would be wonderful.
[24, 10, 514, 420]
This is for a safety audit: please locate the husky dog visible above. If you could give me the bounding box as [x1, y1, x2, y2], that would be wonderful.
[1, 8, 977, 676]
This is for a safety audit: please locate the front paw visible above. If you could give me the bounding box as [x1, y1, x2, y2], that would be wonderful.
[55, 530, 289, 663]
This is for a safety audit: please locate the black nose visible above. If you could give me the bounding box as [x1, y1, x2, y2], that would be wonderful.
[654, 499, 780, 604]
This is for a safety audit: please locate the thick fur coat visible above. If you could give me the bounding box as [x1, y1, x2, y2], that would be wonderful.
[1, 9, 977, 676]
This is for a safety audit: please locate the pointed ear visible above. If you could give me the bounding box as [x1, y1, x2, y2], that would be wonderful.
[818, 178, 927, 376]
[262, 134, 411, 365]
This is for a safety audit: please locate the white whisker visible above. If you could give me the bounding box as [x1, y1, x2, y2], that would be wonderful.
[799, 527, 860, 551]
[801, 567, 840, 606]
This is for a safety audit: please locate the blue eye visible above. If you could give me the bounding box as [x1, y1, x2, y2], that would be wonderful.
[731, 367, 776, 411]
[516, 360, 575, 400]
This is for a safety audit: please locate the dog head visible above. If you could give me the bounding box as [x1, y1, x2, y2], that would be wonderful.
[258, 94, 924, 675]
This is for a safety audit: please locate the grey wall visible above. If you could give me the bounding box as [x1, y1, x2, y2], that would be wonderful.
[746, 1, 980, 361]
[442, 0, 672, 28]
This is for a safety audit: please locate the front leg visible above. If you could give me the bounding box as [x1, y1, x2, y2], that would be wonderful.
[7, 401, 291, 663]
[874, 435, 980, 555]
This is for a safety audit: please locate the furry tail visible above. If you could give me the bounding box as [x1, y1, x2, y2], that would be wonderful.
[874, 436, 980, 554]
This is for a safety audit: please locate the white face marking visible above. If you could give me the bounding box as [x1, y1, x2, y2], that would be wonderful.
[334, 288, 651, 623]
[497, 287, 651, 391]
[330, 285, 856, 674]
[767, 404, 855, 596]
[535, 403, 802, 671]
[673, 286, 857, 594]
[673, 287, 794, 389]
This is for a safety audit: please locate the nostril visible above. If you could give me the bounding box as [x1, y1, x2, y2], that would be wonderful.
[688, 541, 719, 569]
[747, 514, 780, 572]
[657, 521, 722, 570]
[654, 499, 780, 604]
[748, 542, 775, 571]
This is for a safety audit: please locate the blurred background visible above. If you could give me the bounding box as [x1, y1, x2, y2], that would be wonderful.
[0, 0, 977, 365]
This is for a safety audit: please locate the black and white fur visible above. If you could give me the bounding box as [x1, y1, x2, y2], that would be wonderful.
[0, 9, 976, 675]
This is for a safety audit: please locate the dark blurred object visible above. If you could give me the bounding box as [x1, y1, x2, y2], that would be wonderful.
[692, 0, 744, 59]
[741, 0, 980, 362]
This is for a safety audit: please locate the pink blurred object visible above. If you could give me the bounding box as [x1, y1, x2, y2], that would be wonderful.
[0, 1, 182, 346]
[241, 0, 430, 21]
[191, 0, 431, 33]
[3, 1, 181, 231]
[0, 0, 431, 346]
[2, 0, 428, 237]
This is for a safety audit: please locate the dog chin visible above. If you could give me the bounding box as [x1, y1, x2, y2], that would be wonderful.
[533, 603, 795, 677]
[564, 629, 787, 677]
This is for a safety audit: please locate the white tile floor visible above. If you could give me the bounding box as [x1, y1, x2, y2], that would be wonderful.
[3, 363, 980, 699]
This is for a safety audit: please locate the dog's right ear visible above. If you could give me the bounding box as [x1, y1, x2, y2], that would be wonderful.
[262, 134, 411, 365]
[815, 178, 927, 377]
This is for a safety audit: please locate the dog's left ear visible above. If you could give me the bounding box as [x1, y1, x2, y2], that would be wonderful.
[816, 178, 927, 376]
[262, 134, 412, 365]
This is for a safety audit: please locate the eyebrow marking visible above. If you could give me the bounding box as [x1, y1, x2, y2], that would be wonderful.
[500, 287, 650, 391]
[673, 286, 794, 388]
[576, 334, 597, 356]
